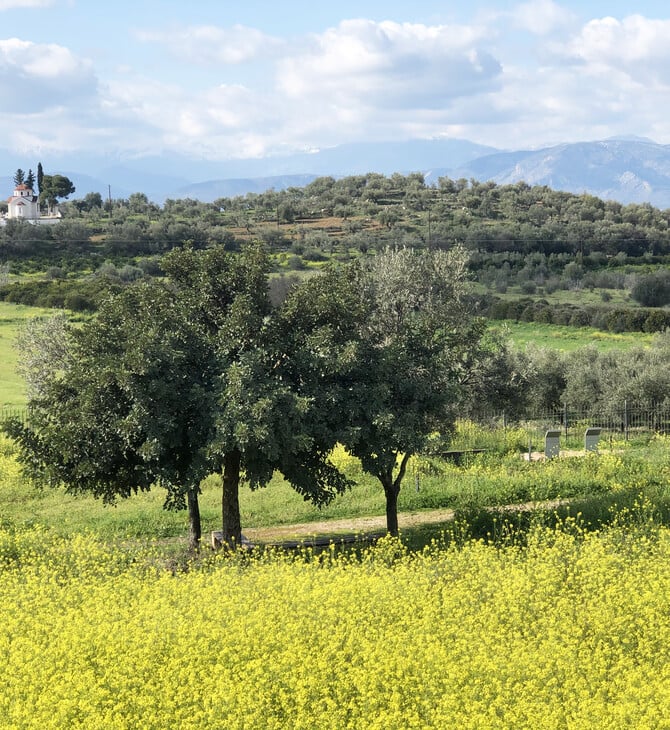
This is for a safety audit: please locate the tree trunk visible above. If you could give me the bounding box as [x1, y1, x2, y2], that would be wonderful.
[383, 478, 400, 536]
[381, 453, 411, 537]
[222, 448, 242, 548]
[187, 487, 201, 551]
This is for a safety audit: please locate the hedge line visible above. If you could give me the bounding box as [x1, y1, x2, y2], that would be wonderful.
[484, 296, 670, 333]
[3, 281, 668, 335]
[0, 279, 122, 312]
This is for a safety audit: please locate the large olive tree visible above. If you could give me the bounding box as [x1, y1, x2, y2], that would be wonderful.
[5, 282, 217, 549]
[6, 243, 351, 549]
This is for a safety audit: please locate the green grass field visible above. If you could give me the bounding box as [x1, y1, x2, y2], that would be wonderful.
[0, 302, 65, 408]
[491, 320, 654, 351]
[2, 429, 669, 547]
[499, 285, 634, 308]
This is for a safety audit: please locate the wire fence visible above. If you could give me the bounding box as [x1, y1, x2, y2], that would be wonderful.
[2, 402, 670, 454]
[0, 406, 27, 426]
[452, 402, 670, 454]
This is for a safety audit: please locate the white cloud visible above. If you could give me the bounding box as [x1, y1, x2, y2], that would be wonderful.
[83, 17, 508, 160]
[0, 103, 113, 158]
[0, 0, 54, 9]
[0, 38, 96, 113]
[135, 24, 283, 65]
[439, 11, 670, 150]
[201, 84, 274, 130]
[512, 11, 670, 143]
[566, 14, 670, 74]
[5, 9, 670, 164]
[277, 19, 501, 112]
[511, 0, 575, 36]
[98, 72, 279, 159]
[461, 51, 666, 150]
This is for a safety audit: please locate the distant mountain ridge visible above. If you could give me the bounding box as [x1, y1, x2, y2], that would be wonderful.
[4, 137, 670, 207]
[450, 139, 670, 208]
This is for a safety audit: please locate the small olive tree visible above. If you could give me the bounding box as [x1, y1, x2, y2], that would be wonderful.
[285, 247, 486, 536]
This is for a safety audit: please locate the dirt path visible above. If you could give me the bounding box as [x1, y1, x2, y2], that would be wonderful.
[238, 499, 568, 547]
[242, 508, 456, 543]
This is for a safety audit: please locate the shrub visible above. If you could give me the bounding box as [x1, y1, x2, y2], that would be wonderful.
[45, 266, 66, 280]
[644, 310, 670, 333]
[64, 292, 94, 312]
[631, 270, 670, 307]
[117, 264, 144, 282]
[534, 305, 553, 324]
[488, 299, 511, 320]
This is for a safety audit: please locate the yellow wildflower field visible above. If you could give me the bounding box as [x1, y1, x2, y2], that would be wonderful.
[0, 525, 669, 729]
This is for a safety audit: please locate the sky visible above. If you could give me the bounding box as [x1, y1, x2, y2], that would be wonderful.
[1, 0, 670, 164]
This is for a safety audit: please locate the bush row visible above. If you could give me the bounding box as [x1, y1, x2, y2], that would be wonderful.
[0, 278, 121, 311]
[485, 296, 670, 333]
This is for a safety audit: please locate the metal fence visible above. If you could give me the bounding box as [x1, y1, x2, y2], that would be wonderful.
[3, 402, 670, 452]
[454, 403, 670, 453]
[0, 406, 27, 425]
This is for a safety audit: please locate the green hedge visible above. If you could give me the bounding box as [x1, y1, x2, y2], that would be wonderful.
[0, 278, 122, 311]
[484, 296, 670, 333]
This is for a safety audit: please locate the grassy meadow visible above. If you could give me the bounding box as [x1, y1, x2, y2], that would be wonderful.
[493, 283, 635, 308]
[0, 302, 34, 408]
[2, 301, 670, 728]
[0, 301, 68, 408]
[490, 319, 654, 351]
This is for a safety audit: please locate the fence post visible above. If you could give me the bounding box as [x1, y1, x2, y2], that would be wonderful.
[624, 399, 629, 441]
[563, 402, 569, 439]
[0, 407, 28, 425]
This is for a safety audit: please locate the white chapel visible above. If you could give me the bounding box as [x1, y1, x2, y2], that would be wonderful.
[7, 183, 40, 220]
[2, 182, 61, 226]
